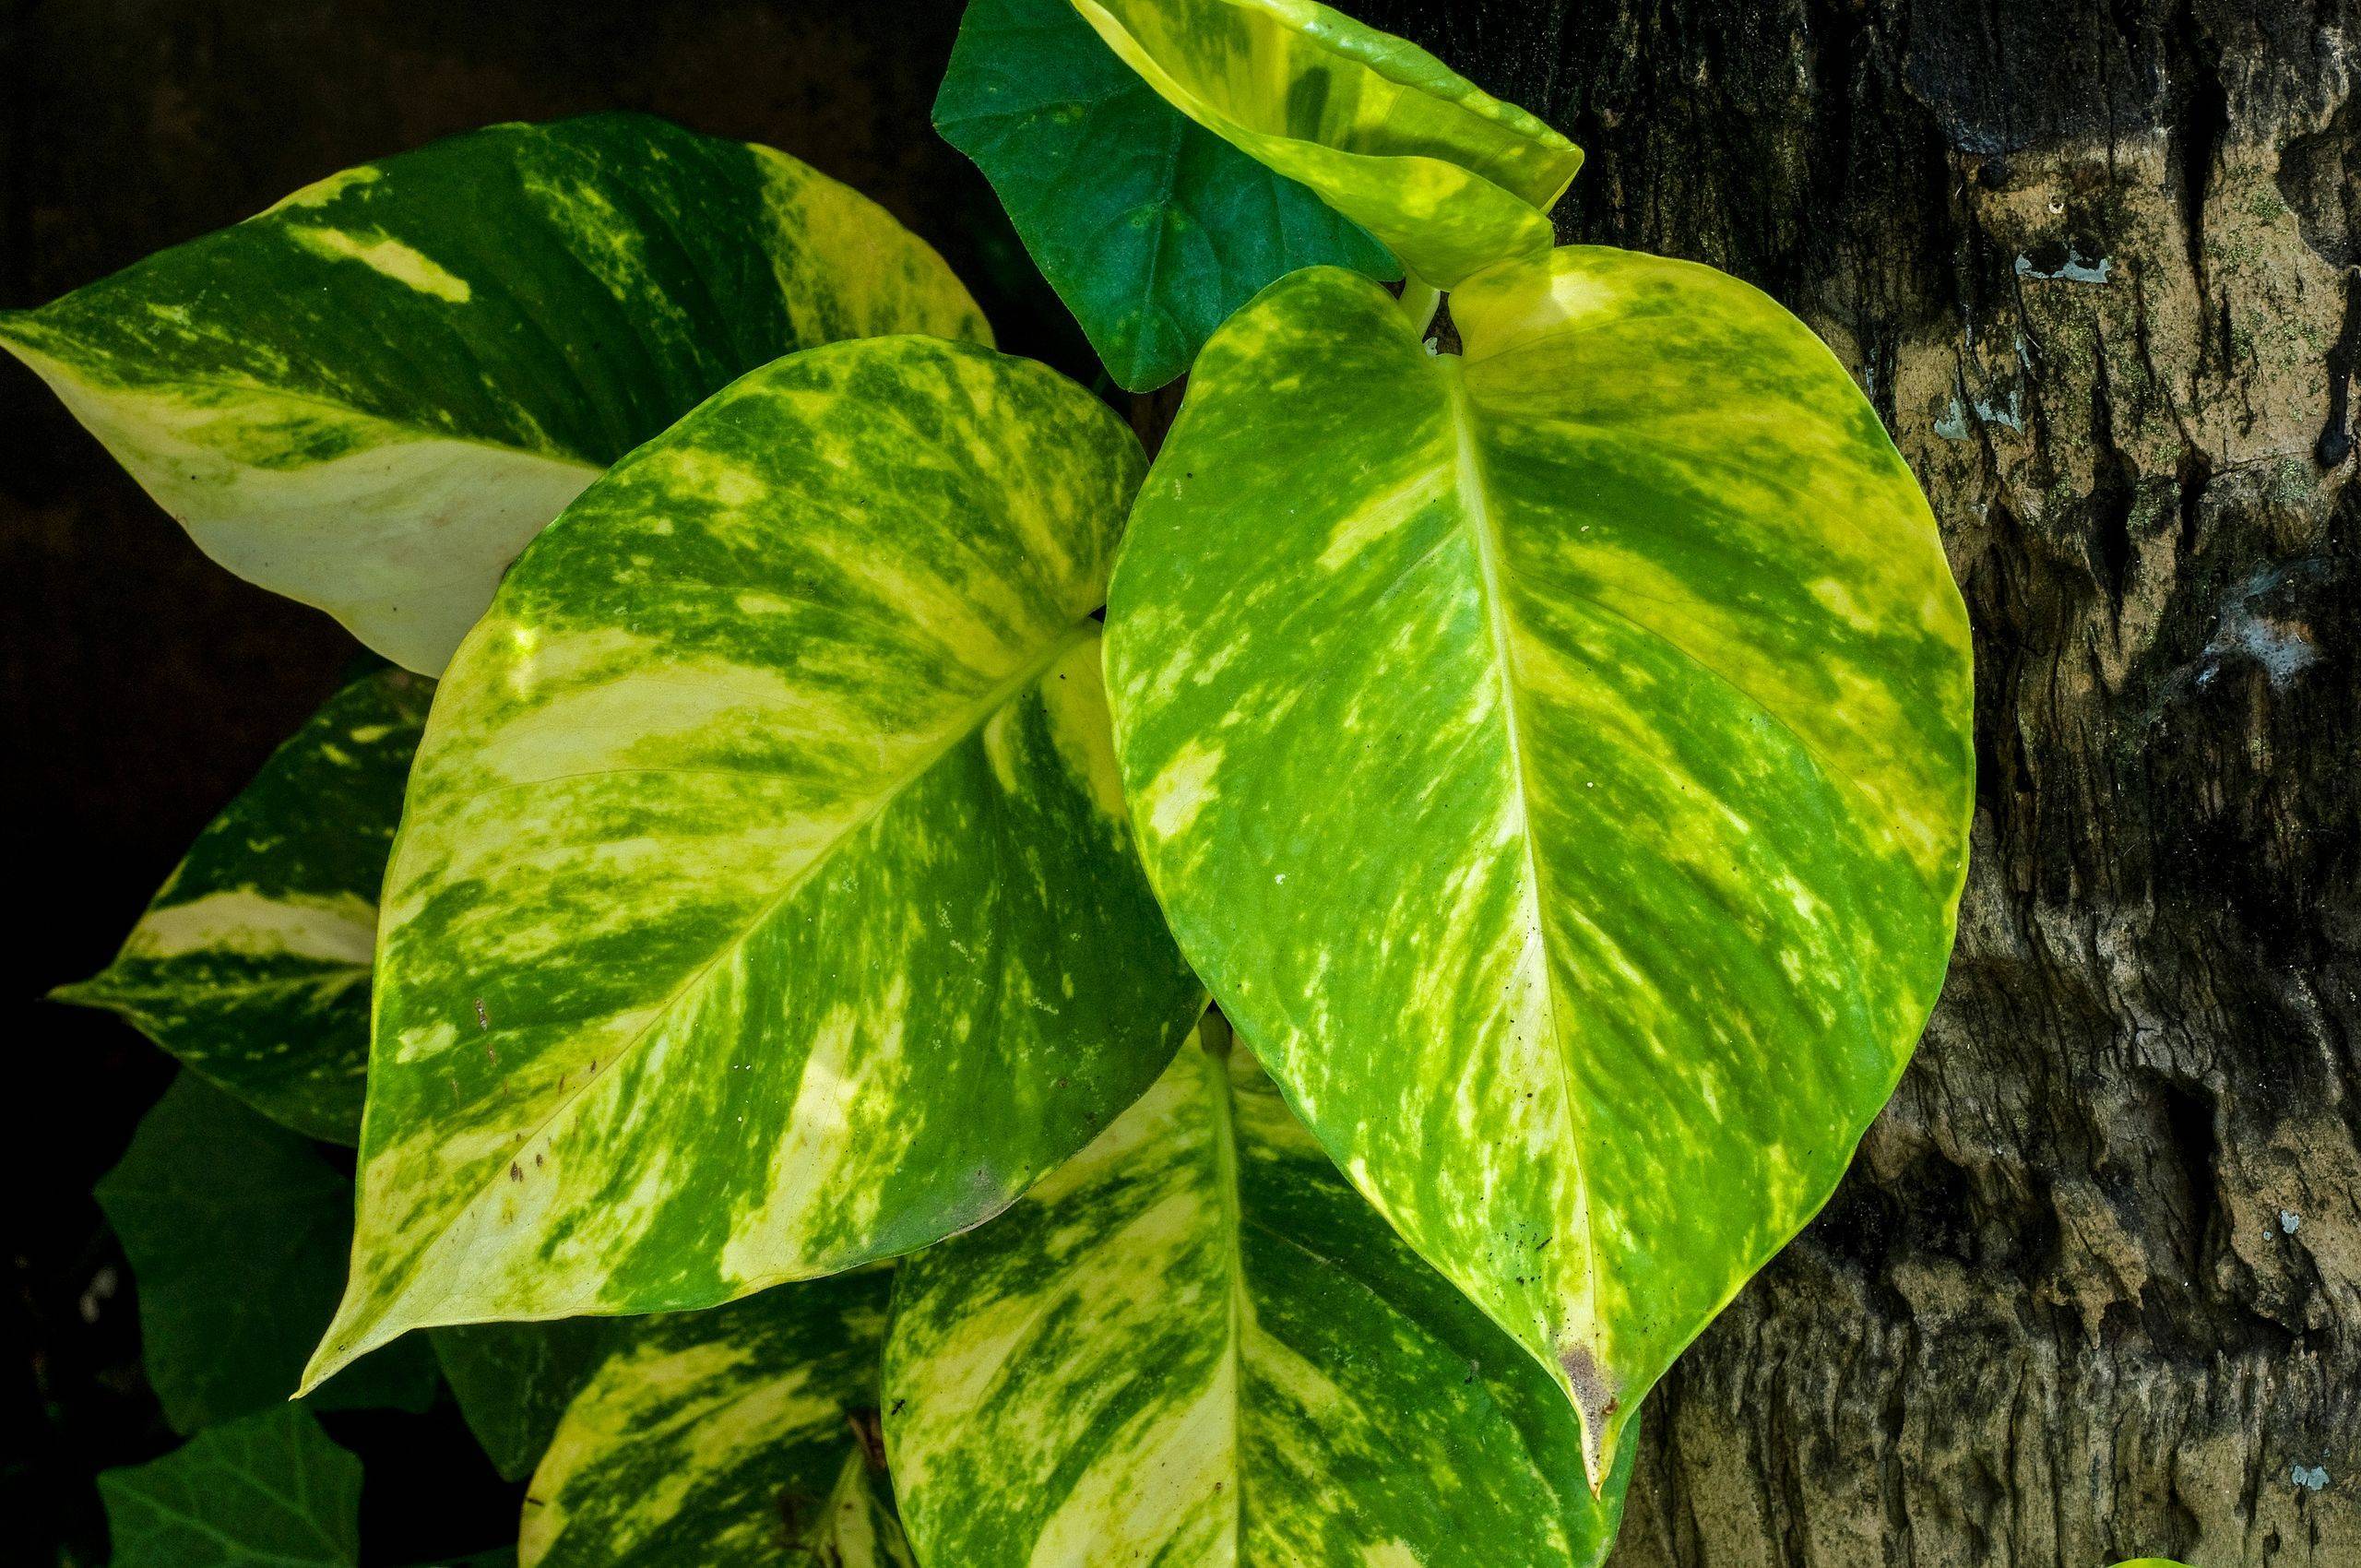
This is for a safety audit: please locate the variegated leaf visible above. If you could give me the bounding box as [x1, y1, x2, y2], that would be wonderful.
[303, 335, 1204, 1389]
[1065, 0, 1581, 288]
[886, 1023, 1634, 1564]
[0, 113, 988, 673]
[55, 667, 427, 1144]
[1102, 252, 1975, 1487]
[522, 1273, 908, 1568]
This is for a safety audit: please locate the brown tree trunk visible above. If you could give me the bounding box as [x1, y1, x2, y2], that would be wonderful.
[1355, 1, 2361, 1562]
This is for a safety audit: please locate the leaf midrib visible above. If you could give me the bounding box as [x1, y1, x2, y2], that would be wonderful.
[1436, 351, 1604, 1455]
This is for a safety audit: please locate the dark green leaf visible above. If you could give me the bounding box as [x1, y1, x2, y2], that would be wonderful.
[431, 1320, 614, 1482]
[99, 1406, 361, 1568]
[94, 1075, 438, 1433]
[934, 0, 1395, 390]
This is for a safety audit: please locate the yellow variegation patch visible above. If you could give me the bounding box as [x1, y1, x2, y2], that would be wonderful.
[885, 1023, 1633, 1565]
[522, 1272, 909, 1567]
[1103, 252, 1974, 1488]
[303, 334, 1203, 1389]
[0, 114, 988, 672]
[1067, 0, 1581, 287]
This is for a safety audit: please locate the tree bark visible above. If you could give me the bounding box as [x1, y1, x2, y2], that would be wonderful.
[1354, 1, 2361, 1562]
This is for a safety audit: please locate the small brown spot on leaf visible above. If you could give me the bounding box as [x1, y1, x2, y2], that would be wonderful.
[509, 1161, 523, 1182]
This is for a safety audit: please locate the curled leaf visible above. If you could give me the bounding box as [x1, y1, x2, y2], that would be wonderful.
[1067, 0, 1580, 286]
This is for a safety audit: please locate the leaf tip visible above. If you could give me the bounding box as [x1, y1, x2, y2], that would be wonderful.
[1555, 1339, 1624, 1496]
[46, 972, 119, 1012]
[299, 1298, 402, 1398]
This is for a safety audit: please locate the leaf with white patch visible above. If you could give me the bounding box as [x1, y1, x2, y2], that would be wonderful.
[1103, 252, 1975, 1487]
[304, 334, 1204, 1388]
[886, 1024, 1635, 1564]
[56, 667, 427, 1144]
[1064, 0, 1581, 288]
[0, 113, 988, 672]
[520, 1272, 908, 1568]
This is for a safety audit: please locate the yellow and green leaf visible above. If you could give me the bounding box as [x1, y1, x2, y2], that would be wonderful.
[0, 113, 988, 673]
[1065, 0, 1581, 288]
[55, 666, 428, 1145]
[885, 1023, 1635, 1564]
[521, 1273, 908, 1568]
[1102, 251, 1975, 1488]
[304, 334, 1204, 1389]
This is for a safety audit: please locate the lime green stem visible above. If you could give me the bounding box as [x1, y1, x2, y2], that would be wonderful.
[1398, 278, 1442, 337]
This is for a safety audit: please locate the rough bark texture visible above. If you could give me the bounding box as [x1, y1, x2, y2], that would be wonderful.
[1355, 2, 2361, 1563]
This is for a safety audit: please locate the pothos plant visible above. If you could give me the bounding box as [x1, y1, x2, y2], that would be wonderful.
[18, 1, 1980, 1564]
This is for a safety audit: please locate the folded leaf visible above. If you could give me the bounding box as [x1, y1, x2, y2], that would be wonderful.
[521, 1273, 907, 1568]
[99, 1406, 361, 1568]
[305, 335, 1204, 1388]
[936, 0, 1395, 391]
[95, 1075, 439, 1433]
[886, 1025, 1633, 1564]
[1065, 0, 1580, 287]
[0, 113, 988, 672]
[433, 1318, 615, 1482]
[1103, 253, 1975, 1486]
[56, 667, 428, 1144]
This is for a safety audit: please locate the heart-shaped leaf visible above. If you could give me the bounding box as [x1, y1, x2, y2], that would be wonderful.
[100, 1406, 362, 1568]
[304, 335, 1204, 1389]
[1103, 251, 1974, 1485]
[886, 1023, 1633, 1562]
[0, 113, 988, 672]
[96, 1075, 440, 1433]
[935, 0, 1395, 391]
[521, 1273, 905, 1567]
[1065, 0, 1581, 287]
[57, 667, 428, 1144]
